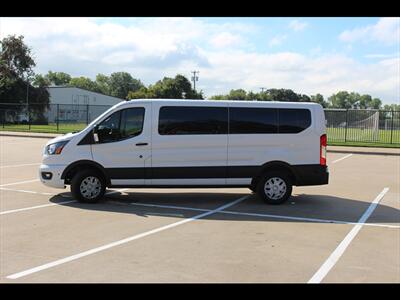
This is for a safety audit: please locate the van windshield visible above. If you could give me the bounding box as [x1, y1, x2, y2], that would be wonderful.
[84, 104, 123, 130]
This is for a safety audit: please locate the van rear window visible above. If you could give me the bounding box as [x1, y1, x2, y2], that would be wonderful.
[278, 109, 311, 133]
[229, 107, 311, 134]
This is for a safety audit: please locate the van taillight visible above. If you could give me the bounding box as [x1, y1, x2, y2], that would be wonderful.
[320, 134, 327, 166]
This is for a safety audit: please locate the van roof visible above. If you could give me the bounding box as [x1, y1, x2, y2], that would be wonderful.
[119, 98, 321, 108]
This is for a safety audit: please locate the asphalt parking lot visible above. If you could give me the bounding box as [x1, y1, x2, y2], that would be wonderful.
[0, 135, 399, 283]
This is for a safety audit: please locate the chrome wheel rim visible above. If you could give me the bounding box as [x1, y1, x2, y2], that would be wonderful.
[80, 176, 101, 199]
[264, 177, 287, 200]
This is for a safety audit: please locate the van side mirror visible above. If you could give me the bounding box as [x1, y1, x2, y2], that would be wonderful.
[93, 124, 99, 143]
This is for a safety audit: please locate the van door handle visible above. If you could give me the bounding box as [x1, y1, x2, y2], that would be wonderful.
[135, 142, 148, 146]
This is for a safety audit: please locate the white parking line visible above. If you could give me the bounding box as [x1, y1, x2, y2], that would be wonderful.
[6, 195, 249, 279]
[1, 186, 398, 229]
[220, 209, 400, 229]
[0, 163, 40, 168]
[0, 200, 76, 215]
[308, 187, 390, 284]
[0, 189, 128, 215]
[125, 200, 399, 229]
[0, 187, 126, 197]
[0, 187, 56, 196]
[332, 154, 353, 164]
[106, 189, 129, 195]
[0, 179, 39, 187]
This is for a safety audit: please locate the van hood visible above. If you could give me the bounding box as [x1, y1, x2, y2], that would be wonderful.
[45, 131, 82, 146]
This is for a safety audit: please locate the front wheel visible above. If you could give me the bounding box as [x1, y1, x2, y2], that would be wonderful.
[256, 172, 292, 205]
[71, 170, 106, 203]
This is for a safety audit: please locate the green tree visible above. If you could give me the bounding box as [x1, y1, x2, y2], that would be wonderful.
[143, 75, 203, 99]
[311, 93, 329, 108]
[95, 73, 111, 95]
[383, 104, 400, 111]
[209, 94, 227, 100]
[328, 91, 382, 109]
[45, 71, 71, 86]
[300, 94, 311, 102]
[359, 94, 382, 109]
[0, 35, 49, 122]
[266, 89, 301, 102]
[369, 98, 382, 109]
[246, 91, 258, 101]
[69, 76, 100, 93]
[109, 72, 143, 99]
[127, 87, 155, 99]
[227, 89, 247, 100]
[328, 91, 353, 109]
[0, 35, 35, 87]
[32, 74, 51, 87]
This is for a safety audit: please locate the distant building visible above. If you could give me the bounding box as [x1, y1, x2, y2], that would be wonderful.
[46, 86, 124, 124]
[47, 86, 123, 106]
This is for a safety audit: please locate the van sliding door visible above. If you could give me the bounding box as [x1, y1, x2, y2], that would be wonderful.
[150, 104, 228, 186]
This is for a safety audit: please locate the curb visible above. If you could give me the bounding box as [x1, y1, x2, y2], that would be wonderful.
[0, 132, 62, 139]
[328, 149, 400, 156]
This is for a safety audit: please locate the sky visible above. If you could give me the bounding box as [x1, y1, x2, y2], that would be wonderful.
[1, 17, 399, 104]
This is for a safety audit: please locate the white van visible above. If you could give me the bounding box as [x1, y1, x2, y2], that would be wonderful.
[39, 99, 329, 204]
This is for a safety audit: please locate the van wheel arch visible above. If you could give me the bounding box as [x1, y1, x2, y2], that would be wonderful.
[61, 160, 110, 186]
[251, 161, 297, 188]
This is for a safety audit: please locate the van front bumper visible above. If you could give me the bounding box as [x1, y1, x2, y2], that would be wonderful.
[292, 164, 329, 186]
[39, 164, 66, 189]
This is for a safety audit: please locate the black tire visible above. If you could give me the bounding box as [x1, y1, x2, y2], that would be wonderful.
[256, 171, 292, 205]
[71, 169, 106, 203]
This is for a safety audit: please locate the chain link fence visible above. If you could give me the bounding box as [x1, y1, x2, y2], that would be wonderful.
[1, 103, 399, 144]
[0, 103, 111, 133]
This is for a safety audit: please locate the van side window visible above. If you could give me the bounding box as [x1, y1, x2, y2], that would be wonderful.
[158, 106, 228, 135]
[97, 108, 145, 143]
[121, 108, 145, 138]
[230, 108, 278, 134]
[278, 109, 311, 133]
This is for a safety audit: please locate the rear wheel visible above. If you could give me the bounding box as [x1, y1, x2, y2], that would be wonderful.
[256, 172, 292, 205]
[71, 170, 106, 203]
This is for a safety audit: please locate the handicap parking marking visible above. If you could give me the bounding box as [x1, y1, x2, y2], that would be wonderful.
[6, 195, 249, 279]
[308, 187, 390, 283]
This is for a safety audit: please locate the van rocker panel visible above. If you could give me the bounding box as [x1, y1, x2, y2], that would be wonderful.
[103, 164, 329, 186]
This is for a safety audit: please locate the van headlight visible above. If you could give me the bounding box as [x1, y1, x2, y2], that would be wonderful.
[45, 141, 69, 155]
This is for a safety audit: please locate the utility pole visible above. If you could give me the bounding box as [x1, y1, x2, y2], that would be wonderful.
[260, 87, 267, 93]
[191, 71, 199, 92]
